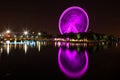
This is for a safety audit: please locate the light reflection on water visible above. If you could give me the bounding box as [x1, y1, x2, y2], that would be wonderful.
[0, 40, 118, 55]
[36, 41, 41, 52]
[7, 44, 10, 54]
[0, 40, 119, 79]
[24, 43, 28, 54]
[55, 41, 89, 79]
[55, 41, 119, 79]
[0, 40, 43, 54]
[58, 47, 88, 79]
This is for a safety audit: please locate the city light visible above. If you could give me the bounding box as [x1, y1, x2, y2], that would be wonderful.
[24, 31, 28, 35]
[6, 30, 10, 34]
[38, 32, 41, 35]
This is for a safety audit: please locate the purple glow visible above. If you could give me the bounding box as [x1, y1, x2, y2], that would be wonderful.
[59, 6, 89, 34]
[58, 47, 89, 79]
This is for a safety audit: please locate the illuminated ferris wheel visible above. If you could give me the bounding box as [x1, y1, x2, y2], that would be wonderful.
[59, 6, 89, 34]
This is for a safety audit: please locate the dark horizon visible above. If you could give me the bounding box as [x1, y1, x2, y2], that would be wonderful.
[0, 0, 120, 37]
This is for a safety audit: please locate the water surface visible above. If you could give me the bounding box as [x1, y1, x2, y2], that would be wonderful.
[0, 41, 120, 80]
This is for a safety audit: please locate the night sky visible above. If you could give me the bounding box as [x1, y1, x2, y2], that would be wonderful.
[0, 0, 120, 36]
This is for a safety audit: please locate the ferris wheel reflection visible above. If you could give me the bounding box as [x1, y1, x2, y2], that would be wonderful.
[58, 45, 89, 79]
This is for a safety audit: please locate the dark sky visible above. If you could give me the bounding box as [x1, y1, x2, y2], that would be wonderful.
[0, 0, 120, 36]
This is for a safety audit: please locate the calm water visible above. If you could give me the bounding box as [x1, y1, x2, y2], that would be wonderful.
[0, 41, 120, 80]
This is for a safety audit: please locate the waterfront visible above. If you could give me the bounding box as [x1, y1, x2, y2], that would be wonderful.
[0, 41, 120, 79]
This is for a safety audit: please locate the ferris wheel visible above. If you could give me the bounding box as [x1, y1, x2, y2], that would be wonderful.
[59, 6, 89, 34]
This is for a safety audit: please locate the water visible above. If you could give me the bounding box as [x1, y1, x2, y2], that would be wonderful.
[0, 41, 120, 80]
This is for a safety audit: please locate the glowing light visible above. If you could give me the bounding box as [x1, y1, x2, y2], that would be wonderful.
[37, 41, 41, 52]
[6, 30, 10, 34]
[38, 32, 41, 35]
[14, 40, 17, 49]
[54, 42, 57, 47]
[24, 31, 28, 35]
[29, 41, 36, 47]
[32, 32, 35, 34]
[59, 6, 89, 34]
[57, 42, 61, 47]
[21, 41, 23, 44]
[58, 47, 88, 79]
[7, 44, 10, 54]
[66, 42, 69, 48]
[24, 44, 28, 54]
[6, 40, 10, 44]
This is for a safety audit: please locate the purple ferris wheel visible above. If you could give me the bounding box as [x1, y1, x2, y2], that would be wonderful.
[59, 6, 89, 34]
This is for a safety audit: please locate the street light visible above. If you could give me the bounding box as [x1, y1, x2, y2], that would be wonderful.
[38, 32, 41, 35]
[6, 30, 10, 34]
[24, 31, 28, 35]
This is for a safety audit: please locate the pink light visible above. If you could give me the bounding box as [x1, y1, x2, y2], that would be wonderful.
[58, 47, 89, 79]
[59, 6, 89, 34]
